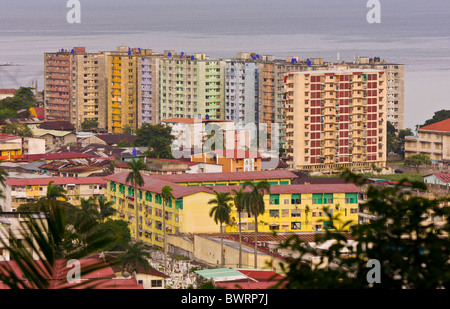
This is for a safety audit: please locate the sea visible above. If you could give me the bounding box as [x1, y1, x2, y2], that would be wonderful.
[0, 0, 449, 129]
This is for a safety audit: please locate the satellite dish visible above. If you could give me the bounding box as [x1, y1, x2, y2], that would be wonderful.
[122, 271, 131, 278]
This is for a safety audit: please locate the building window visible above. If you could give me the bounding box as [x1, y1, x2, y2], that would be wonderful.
[291, 222, 301, 230]
[269, 194, 279, 205]
[269, 210, 279, 218]
[151, 280, 162, 287]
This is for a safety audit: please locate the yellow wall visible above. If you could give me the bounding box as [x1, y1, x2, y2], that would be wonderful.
[106, 180, 359, 248]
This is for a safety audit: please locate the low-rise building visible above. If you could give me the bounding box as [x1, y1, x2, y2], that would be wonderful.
[0, 134, 45, 161]
[80, 133, 136, 147]
[2, 177, 106, 212]
[191, 150, 261, 172]
[104, 170, 360, 249]
[30, 127, 77, 150]
[405, 118, 450, 166]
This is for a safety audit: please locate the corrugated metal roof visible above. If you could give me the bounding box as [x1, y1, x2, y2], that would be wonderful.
[434, 174, 450, 183]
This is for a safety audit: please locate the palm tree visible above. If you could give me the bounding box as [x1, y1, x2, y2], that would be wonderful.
[0, 167, 8, 207]
[0, 195, 113, 289]
[42, 181, 68, 210]
[98, 196, 117, 222]
[75, 197, 101, 246]
[208, 190, 233, 267]
[161, 185, 174, 272]
[242, 180, 271, 269]
[231, 187, 246, 268]
[126, 158, 147, 241]
[119, 241, 152, 275]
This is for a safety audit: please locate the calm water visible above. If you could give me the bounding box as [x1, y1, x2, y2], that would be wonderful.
[0, 0, 449, 128]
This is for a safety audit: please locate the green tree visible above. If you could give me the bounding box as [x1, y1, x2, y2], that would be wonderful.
[404, 153, 432, 169]
[397, 128, 414, 154]
[274, 171, 450, 289]
[161, 185, 174, 271]
[117, 140, 135, 147]
[0, 108, 20, 119]
[119, 241, 152, 275]
[135, 123, 174, 159]
[0, 87, 36, 111]
[242, 180, 271, 269]
[420, 109, 450, 128]
[81, 119, 99, 131]
[74, 197, 101, 246]
[386, 131, 398, 154]
[208, 191, 233, 267]
[95, 219, 131, 252]
[122, 124, 133, 135]
[0, 198, 113, 289]
[126, 158, 147, 241]
[0, 167, 8, 205]
[231, 187, 247, 268]
[98, 196, 117, 222]
[1, 123, 33, 137]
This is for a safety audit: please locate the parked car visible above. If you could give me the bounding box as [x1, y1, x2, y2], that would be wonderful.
[394, 169, 404, 174]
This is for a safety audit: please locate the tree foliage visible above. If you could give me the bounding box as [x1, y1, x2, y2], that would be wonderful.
[0, 87, 36, 112]
[420, 109, 450, 128]
[81, 119, 99, 131]
[273, 171, 450, 289]
[1, 123, 33, 137]
[135, 123, 174, 159]
[404, 153, 432, 167]
[117, 140, 135, 147]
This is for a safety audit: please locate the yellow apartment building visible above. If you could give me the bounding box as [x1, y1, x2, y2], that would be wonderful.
[3, 177, 106, 212]
[104, 171, 360, 248]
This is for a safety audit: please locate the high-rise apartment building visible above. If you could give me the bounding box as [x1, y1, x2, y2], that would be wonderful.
[159, 52, 225, 121]
[345, 57, 405, 131]
[70, 51, 107, 130]
[224, 59, 259, 128]
[45, 47, 109, 130]
[105, 47, 145, 134]
[137, 52, 162, 126]
[44, 48, 78, 122]
[284, 69, 387, 171]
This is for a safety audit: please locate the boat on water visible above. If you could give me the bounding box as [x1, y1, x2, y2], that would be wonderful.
[0, 62, 17, 66]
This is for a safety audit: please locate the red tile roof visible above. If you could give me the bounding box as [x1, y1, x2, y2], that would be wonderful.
[150, 170, 298, 183]
[215, 281, 280, 289]
[0, 259, 143, 289]
[0, 89, 16, 95]
[207, 183, 359, 194]
[6, 177, 107, 186]
[0, 133, 21, 141]
[103, 171, 358, 198]
[147, 158, 198, 166]
[434, 174, 450, 183]
[104, 172, 207, 198]
[420, 118, 450, 132]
